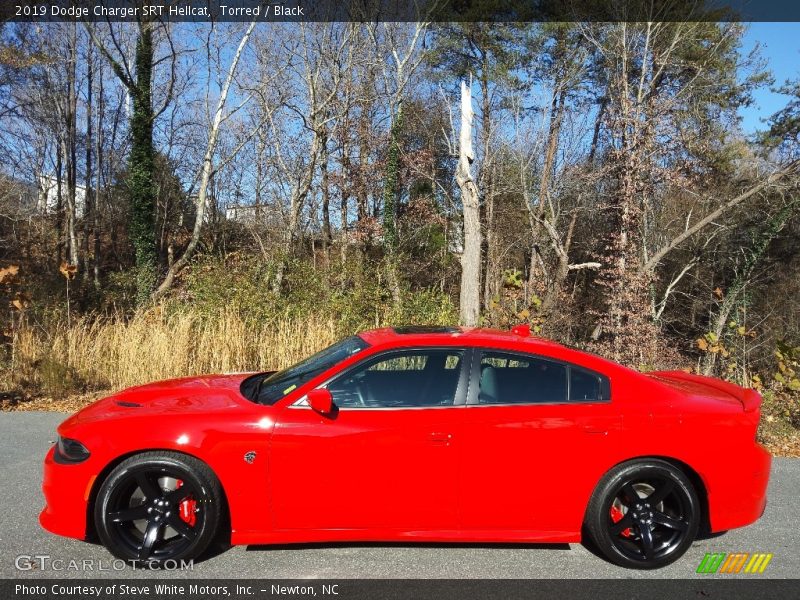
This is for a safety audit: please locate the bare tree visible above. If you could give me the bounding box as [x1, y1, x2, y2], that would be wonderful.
[39, 22, 81, 269]
[153, 20, 258, 300]
[580, 20, 773, 363]
[642, 161, 800, 275]
[266, 22, 356, 292]
[456, 80, 481, 326]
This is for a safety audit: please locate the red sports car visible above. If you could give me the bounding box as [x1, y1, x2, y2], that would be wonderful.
[40, 325, 770, 569]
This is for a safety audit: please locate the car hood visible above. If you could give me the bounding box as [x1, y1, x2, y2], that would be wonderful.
[62, 373, 256, 427]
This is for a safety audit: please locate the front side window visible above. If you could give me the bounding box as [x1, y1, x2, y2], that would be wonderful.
[478, 351, 610, 404]
[328, 349, 464, 408]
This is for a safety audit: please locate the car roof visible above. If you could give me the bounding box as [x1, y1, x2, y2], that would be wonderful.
[357, 326, 565, 350]
[355, 326, 637, 377]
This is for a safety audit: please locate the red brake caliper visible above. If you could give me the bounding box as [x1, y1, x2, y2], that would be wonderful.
[610, 505, 632, 537]
[175, 479, 197, 527]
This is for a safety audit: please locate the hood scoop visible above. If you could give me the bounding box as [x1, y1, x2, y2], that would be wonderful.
[115, 400, 142, 408]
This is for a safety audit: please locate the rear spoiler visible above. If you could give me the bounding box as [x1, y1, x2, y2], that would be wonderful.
[651, 370, 762, 413]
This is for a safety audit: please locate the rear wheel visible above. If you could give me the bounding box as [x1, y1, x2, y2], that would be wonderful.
[585, 459, 700, 569]
[94, 452, 222, 566]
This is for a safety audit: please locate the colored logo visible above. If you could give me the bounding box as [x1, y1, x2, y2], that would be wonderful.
[696, 552, 773, 574]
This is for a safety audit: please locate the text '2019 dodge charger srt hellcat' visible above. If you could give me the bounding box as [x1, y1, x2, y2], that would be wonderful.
[41, 325, 770, 569]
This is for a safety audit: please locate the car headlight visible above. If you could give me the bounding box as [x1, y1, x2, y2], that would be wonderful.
[54, 436, 90, 464]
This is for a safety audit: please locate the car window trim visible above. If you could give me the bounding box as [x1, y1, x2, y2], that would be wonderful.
[291, 346, 471, 411]
[465, 347, 612, 406]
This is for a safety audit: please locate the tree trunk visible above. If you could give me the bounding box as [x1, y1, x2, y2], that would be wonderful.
[339, 136, 350, 278]
[383, 103, 403, 307]
[272, 127, 320, 294]
[255, 132, 265, 223]
[129, 21, 158, 305]
[457, 81, 481, 327]
[63, 21, 79, 269]
[527, 85, 567, 300]
[93, 59, 103, 287]
[479, 62, 495, 311]
[82, 30, 93, 283]
[357, 111, 370, 223]
[355, 64, 376, 225]
[383, 103, 402, 254]
[588, 97, 607, 165]
[55, 135, 64, 265]
[588, 28, 660, 366]
[320, 125, 332, 249]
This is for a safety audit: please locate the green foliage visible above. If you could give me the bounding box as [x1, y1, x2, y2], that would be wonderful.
[696, 316, 758, 385]
[761, 388, 800, 432]
[774, 342, 800, 393]
[386, 287, 458, 327]
[484, 268, 545, 333]
[383, 104, 403, 254]
[179, 254, 457, 336]
[100, 270, 140, 313]
[762, 78, 800, 155]
[427, 20, 531, 92]
[696, 331, 727, 356]
[502, 268, 523, 289]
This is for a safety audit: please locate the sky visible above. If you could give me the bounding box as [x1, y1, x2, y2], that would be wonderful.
[739, 22, 800, 134]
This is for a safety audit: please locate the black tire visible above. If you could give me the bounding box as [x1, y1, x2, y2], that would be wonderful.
[94, 451, 223, 566]
[584, 458, 700, 569]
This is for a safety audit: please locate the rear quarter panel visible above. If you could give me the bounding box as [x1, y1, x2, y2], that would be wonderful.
[610, 374, 769, 532]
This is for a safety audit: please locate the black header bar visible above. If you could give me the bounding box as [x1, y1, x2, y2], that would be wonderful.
[3, 0, 800, 23]
[4, 579, 800, 600]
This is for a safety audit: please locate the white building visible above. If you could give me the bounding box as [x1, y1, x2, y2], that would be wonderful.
[37, 175, 86, 218]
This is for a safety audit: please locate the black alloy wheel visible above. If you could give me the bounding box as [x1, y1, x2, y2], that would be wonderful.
[94, 452, 222, 566]
[585, 459, 700, 569]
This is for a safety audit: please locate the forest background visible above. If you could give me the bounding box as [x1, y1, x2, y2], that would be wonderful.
[1, 9, 799, 453]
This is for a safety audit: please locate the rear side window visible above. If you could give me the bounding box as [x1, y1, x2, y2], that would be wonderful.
[570, 367, 611, 401]
[478, 351, 610, 404]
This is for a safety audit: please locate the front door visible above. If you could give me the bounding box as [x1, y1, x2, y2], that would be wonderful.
[269, 348, 467, 532]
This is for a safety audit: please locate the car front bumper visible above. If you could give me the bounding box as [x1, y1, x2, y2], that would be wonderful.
[40, 446, 95, 540]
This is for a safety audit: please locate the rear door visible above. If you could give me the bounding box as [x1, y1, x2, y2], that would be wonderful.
[457, 349, 621, 537]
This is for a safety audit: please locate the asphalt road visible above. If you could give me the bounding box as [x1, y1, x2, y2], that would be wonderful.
[0, 411, 796, 580]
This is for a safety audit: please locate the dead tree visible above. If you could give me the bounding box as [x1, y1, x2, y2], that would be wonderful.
[456, 80, 481, 327]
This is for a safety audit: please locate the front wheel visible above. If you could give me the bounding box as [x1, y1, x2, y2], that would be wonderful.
[584, 459, 700, 569]
[94, 451, 223, 566]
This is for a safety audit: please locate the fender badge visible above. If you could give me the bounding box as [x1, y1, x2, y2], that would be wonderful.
[244, 451, 257, 464]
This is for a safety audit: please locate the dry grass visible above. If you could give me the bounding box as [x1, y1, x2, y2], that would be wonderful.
[3, 309, 800, 458]
[3, 308, 339, 395]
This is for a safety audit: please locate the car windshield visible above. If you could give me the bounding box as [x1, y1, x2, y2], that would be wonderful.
[242, 335, 369, 405]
